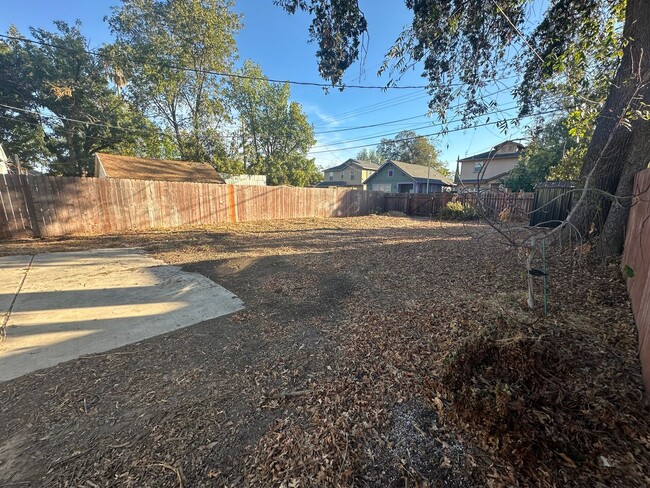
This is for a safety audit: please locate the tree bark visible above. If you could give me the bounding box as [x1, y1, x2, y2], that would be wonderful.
[569, 0, 650, 255]
[595, 121, 650, 255]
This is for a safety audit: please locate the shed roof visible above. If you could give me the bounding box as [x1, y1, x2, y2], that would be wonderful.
[95, 153, 224, 183]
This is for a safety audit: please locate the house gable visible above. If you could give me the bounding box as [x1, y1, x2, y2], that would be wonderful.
[363, 161, 416, 192]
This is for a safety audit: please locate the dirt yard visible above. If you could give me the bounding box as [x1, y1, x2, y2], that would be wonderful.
[0, 216, 648, 487]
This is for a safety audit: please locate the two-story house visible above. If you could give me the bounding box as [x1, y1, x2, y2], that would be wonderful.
[456, 140, 525, 191]
[317, 159, 380, 189]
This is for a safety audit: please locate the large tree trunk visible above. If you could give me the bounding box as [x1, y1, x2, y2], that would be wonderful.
[595, 122, 650, 255]
[569, 0, 650, 255]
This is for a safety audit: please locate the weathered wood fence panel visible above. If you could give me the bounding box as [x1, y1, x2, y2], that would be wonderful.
[529, 182, 575, 227]
[457, 191, 534, 219]
[384, 191, 534, 218]
[622, 168, 650, 400]
[0, 175, 385, 239]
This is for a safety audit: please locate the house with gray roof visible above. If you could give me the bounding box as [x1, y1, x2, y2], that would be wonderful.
[456, 140, 525, 191]
[363, 160, 454, 193]
[320, 159, 381, 189]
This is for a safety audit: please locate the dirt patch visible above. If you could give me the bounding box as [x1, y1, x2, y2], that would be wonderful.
[0, 216, 648, 487]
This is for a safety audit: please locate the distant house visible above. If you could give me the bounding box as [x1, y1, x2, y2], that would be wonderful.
[321, 159, 381, 189]
[456, 140, 525, 191]
[363, 160, 454, 193]
[94, 153, 225, 183]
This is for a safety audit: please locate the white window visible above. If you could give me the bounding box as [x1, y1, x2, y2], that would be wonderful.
[373, 183, 391, 192]
[350, 172, 355, 180]
[473, 162, 483, 173]
[388, 169, 394, 177]
[328, 172, 334, 177]
[329, 176, 333, 181]
[341, 173, 345, 180]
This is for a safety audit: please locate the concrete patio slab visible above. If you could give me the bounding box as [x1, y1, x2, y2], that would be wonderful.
[0, 255, 33, 313]
[0, 249, 244, 382]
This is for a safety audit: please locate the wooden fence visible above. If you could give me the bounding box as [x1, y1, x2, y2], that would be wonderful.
[529, 182, 575, 227]
[622, 168, 650, 400]
[384, 191, 534, 218]
[0, 175, 385, 239]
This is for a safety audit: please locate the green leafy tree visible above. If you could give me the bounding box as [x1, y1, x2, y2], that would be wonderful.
[503, 118, 582, 192]
[0, 22, 157, 175]
[278, 0, 650, 255]
[355, 147, 381, 164]
[376, 130, 448, 175]
[107, 0, 241, 165]
[227, 61, 320, 186]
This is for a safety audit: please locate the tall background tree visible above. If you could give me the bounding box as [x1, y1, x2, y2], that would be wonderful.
[278, 0, 650, 255]
[107, 0, 241, 166]
[376, 129, 448, 175]
[227, 61, 321, 186]
[355, 147, 381, 164]
[0, 22, 156, 175]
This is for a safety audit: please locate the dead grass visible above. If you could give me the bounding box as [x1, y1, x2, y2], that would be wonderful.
[0, 216, 648, 487]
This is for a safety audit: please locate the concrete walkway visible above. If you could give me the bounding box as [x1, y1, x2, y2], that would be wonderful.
[0, 249, 244, 382]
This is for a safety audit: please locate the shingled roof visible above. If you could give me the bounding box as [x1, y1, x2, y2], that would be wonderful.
[459, 140, 525, 162]
[94, 153, 224, 183]
[323, 158, 381, 172]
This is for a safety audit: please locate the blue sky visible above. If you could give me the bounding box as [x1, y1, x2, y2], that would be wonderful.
[1, 0, 535, 172]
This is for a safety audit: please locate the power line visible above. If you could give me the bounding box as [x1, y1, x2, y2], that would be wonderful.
[310, 75, 520, 128]
[1, 35, 530, 141]
[312, 104, 522, 150]
[308, 108, 563, 155]
[491, 0, 545, 64]
[311, 91, 430, 127]
[0, 33, 429, 90]
[314, 112, 431, 134]
[312, 84, 519, 135]
[0, 102, 153, 135]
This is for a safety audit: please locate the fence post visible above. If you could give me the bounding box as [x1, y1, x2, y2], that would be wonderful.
[19, 175, 41, 238]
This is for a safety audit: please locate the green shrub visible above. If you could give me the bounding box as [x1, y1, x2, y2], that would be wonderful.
[438, 201, 479, 220]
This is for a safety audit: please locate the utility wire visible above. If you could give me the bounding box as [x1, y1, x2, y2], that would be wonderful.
[0, 33, 430, 90]
[312, 104, 523, 150]
[313, 84, 519, 134]
[0, 102, 153, 135]
[311, 75, 519, 128]
[491, 0, 545, 63]
[0, 33, 521, 100]
[308, 108, 563, 155]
